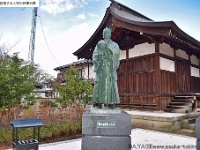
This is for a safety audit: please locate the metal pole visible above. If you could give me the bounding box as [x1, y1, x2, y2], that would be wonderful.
[38, 127, 40, 142]
[33, 127, 36, 139]
[12, 127, 14, 142]
[16, 128, 19, 141]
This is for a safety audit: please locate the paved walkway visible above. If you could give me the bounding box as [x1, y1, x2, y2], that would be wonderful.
[29, 128, 196, 150]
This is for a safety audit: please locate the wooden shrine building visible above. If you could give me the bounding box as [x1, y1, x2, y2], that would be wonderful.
[73, 0, 200, 112]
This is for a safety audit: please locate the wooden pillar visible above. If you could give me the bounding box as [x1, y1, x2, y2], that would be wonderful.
[81, 63, 83, 78]
[199, 54, 200, 91]
[126, 49, 129, 60]
[187, 53, 192, 93]
[199, 54, 200, 79]
[126, 49, 129, 108]
[155, 42, 161, 110]
[194, 54, 200, 109]
[87, 62, 90, 80]
[198, 54, 200, 108]
[173, 47, 178, 94]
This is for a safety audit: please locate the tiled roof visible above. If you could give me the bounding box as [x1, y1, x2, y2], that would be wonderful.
[54, 59, 92, 71]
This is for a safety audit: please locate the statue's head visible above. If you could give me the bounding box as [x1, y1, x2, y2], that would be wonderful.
[103, 27, 111, 39]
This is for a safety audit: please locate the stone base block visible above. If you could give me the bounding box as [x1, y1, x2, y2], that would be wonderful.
[196, 118, 200, 139]
[82, 135, 131, 150]
[82, 109, 131, 150]
[197, 139, 200, 150]
[82, 109, 131, 136]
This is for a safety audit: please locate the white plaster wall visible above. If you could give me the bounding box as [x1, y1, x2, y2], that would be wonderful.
[75, 66, 82, 70]
[75, 66, 85, 78]
[33, 92, 46, 98]
[160, 57, 175, 72]
[176, 49, 188, 60]
[82, 66, 87, 79]
[120, 50, 126, 60]
[191, 66, 199, 77]
[88, 64, 95, 79]
[190, 55, 199, 65]
[77, 64, 95, 79]
[160, 43, 174, 57]
[129, 42, 155, 58]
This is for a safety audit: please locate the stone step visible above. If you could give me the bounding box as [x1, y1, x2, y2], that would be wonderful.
[181, 118, 196, 130]
[164, 108, 187, 113]
[188, 124, 195, 130]
[182, 121, 195, 128]
[166, 105, 190, 109]
[169, 102, 192, 106]
[182, 118, 196, 124]
[188, 118, 196, 124]
[181, 120, 189, 129]
[171, 99, 194, 103]
[174, 97, 194, 100]
[164, 96, 194, 113]
[176, 129, 195, 136]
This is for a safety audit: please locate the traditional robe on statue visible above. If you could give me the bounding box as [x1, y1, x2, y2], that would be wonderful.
[92, 38, 120, 104]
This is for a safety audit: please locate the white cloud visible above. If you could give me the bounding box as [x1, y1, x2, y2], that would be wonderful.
[40, 0, 74, 14]
[76, 13, 86, 20]
[88, 13, 98, 17]
[34, 22, 97, 76]
[40, 0, 90, 14]
[88, 0, 99, 1]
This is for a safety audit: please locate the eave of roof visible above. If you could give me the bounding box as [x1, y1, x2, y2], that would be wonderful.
[54, 59, 92, 71]
[110, 8, 200, 49]
[73, 1, 154, 58]
[73, 7, 111, 57]
[109, 0, 153, 21]
[73, 0, 200, 59]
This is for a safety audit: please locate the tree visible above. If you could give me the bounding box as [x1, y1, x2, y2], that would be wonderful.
[0, 53, 36, 109]
[55, 67, 94, 110]
[33, 64, 54, 83]
[0, 34, 20, 60]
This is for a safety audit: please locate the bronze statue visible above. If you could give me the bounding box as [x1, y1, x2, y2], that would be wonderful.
[92, 27, 120, 109]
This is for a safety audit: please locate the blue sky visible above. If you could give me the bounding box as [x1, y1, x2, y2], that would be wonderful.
[0, 0, 200, 77]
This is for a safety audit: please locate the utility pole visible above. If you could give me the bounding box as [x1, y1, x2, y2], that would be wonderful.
[28, 7, 38, 65]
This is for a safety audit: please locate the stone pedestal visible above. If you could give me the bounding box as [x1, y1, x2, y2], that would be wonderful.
[82, 108, 131, 150]
[196, 118, 200, 149]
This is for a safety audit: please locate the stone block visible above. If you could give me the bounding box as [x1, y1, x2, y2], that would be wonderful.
[82, 135, 131, 150]
[196, 118, 200, 139]
[82, 109, 131, 136]
[82, 109, 131, 150]
[132, 118, 181, 132]
[197, 139, 200, 150]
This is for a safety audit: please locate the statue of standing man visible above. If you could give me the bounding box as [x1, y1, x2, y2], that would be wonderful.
[92, 27, 120, 109]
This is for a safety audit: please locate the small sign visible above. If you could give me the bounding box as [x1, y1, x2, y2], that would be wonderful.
[97, 120, 116, 128]
[0, 0, 39, 7]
